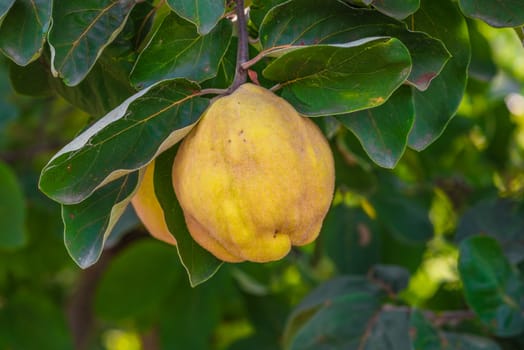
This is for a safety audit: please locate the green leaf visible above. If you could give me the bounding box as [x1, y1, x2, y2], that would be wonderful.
[260, 0, 396, 48]
[166, 0, 225, 35]
[9, 59, 52, 97]
[443, 332, 502, 350]
[288, 292, 382, 350]
[95, 240, 181, 321]
[39, 79, 208, 204]
[363, 310, 411, 350]
[263, 38, 411, 116]
[283, 276, 382, 348]
[459, 0, 524, 28]
[321, 205, 381, 275]
[409, 309, 441, 350]
[131, 14, 232, 88]
[458, 235, 524, 337]
[0, 290, 74, 350]
[259, 0, 449, 91]
[48, 0, 136, 86]
[467, 19, 497, 82]
[408, 0, 471, 150]
[61, 172, 139, 268]
[159, 271, 231, 349]
[456, 198, 524, 264]
[337, 86, 414, 168]
[250, 0, 288, 29]
[0, 0, 52, 65]
[370, 265, 410, 294]
[200, 39, 237, 89]
[0, 161, 26, 249]
[370, 175, 433, 243]
[0, 0, 14, 20]
[371, 0, 420, 20]
[154, 146, 223, 287]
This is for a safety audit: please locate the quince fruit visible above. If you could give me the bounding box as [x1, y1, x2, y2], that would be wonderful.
[131, 161, 176, 245]
[172, 84, 334, 262]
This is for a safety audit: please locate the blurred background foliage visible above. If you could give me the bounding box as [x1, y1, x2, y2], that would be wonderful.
[1, 8, 524, 350]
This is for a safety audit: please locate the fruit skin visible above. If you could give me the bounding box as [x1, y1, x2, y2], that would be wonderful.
[131, 161, 177, 246]
[172, 83, 334, 263]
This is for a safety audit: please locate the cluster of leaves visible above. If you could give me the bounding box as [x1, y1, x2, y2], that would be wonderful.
[1, 0, 524, 349]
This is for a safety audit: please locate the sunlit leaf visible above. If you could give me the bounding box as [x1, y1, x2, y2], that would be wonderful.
[62, 172, 139, 268]
[0, 0, 52, 65]
[131, 14, 232, 88]
[458, 235, 524, 337]
[39, 79, 208, 205]
[48, 0, 136, 86]
[154, 146, 223, 287]
[263, 38, 411, 116]
[166, 0, 225, 35]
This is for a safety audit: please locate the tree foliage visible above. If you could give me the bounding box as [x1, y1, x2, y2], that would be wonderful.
[1, 0, 524, 349]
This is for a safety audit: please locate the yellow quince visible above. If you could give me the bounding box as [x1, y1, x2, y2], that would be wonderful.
[172, 84, 334, 262]
[131, 161, 176, 246]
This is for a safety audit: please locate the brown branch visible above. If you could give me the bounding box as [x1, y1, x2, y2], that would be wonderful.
[227, 0, 249, 93]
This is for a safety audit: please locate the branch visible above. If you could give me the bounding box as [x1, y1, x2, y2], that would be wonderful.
[227, 0, 249, 93]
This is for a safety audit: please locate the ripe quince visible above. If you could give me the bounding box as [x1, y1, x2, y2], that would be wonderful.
[131, 161, 176, 245]
[172, 84, 334, 262]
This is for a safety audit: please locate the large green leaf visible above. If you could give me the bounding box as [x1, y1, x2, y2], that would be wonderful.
[442, 333, 502, 349]
[456, 198, 524, 264]
[321, 205, 381, 275]
[288, 292, 381, 349]
[62, 172, 139, 268]
[0, 0, 14, 20]
[48, 0, 136, 86]
[39, 79, 208, 205]
[458, 235, 524, 337]
[467, 20, 497, 82]
[131, 14, 232, 88]
[0, 161, 26, 249]
[363, 310, 411, 349]
[250, 0, 288, 29]
[166, 0, 225, 35]
[0, 290, 74, 350]
[154, 146, 223, 287]
[263, 38, 411, 116]
[408, 0, 470, 150]
[338, 86, 414, 168]
[459, 0, 524, 28]
[409, 309, 441, 350]
[259, 0, 449, 91]
[283, 276, 382, 348]
[0, 0, 52, 65]
[371, 0, 420, 20]
[94, 240, 181, 321]
[370, 174, 433, 243]
[159, 271, 231, 348]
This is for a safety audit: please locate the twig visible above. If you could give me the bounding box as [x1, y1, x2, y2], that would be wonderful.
[240, 45, 293, 70]
[227, 0, 249, 93]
